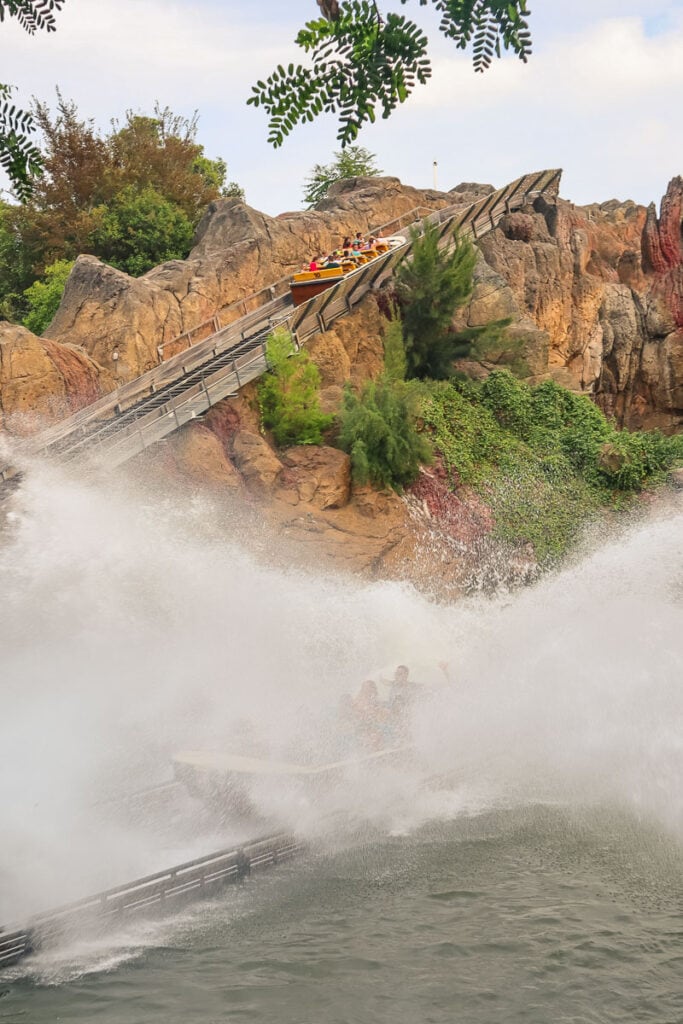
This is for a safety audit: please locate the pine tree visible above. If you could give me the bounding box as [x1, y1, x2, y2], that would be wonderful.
[395, 221, 478, 379]
[337, 378, 430, 490]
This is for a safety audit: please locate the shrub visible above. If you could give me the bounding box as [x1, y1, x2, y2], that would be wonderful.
[422, 374, 683, 561]
[382, 304, 407, 382]
[258, 329, 333, 446]
[479, 369, 533, 436]
[337, 378, 431, 490]
[22, 259, 74, 334]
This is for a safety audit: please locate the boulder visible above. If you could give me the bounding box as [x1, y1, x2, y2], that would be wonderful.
[277, 446, 351, 509]
[164, 423, 243, 491]
[0, 322, 111, 435]
[231, 431, 284, 494]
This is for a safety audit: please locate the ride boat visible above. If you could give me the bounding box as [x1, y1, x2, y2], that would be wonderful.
[173, 744, 409, 820]
[289, 237, 403, 307]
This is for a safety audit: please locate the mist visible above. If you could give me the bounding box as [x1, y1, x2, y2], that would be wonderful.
[1, 460, 681, 925]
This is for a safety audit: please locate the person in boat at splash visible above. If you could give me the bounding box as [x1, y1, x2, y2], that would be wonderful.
[387, 665, 422, 726]
[351, 232, 365, 251]
[352, 679, 390, 750]
[342, 236, 353, 253]
[323, 252, 342, 269]
[309, 256, 324, 271]
[386, 663, 450, 740]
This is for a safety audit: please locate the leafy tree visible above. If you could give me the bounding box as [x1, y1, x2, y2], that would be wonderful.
[106, 106, 232, 223]
[0, 94, 240, 297]
[27, 94, 112, 265]
[89, 185, 195, 277]
[258, 328, 333, 446]
[22, 257, 73, 334]
[394, 220, 478, 378]
[193, 154, 245, 200]
[303, 145, 381, 207]
[249, 0, 533, 148]
[0, 199, 33, 319]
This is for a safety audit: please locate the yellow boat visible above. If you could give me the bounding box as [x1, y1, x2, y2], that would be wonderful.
[290, 248, 382, 307]
[290, 266, 348, 307]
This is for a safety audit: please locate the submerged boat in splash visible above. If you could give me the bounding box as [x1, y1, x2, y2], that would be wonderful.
[172, 745, 409, 820]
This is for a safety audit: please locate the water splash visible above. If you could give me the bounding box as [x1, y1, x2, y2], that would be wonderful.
[1, 459, 681, 927]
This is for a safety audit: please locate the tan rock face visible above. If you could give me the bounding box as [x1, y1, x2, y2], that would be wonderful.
[2, 172, 682, 448]
[473, 180, 683, 430]
[0, 322, 112, 435]
[164, 423, 244, 491]
[277, 446, 351, 509]
[41, 178, 454, 385]
[231, 431, 284, 494]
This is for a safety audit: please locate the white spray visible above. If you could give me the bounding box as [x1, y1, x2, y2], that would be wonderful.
[0, 460, 681, 924]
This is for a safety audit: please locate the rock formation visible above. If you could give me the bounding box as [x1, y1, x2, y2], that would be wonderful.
[470, 178, 683, 430]
[0, 322, 112, 436]
[2, 171, 681, 440]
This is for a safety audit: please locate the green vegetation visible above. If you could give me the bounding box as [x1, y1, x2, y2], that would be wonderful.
[89, 185, 194, 277]
[303, 146, 381, 207]
[258, 328, 333, 446]
[336, 311, 429, 490]
[249, 1, 532, 148]
[422, 372, 683, 561]
[0, 95, 239, 329]
[22, 258, 73, 334]
[394, 221, 509, 379]
[337, 376, 431, 489]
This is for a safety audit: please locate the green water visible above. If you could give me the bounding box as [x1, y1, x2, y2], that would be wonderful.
[3, 805, 681, 1024]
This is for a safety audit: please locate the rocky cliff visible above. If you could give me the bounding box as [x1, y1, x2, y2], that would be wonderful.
[469, 177, 683, 431]
[1, 171, 681, 438]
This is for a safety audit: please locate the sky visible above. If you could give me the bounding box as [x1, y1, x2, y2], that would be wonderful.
[2, 0, 683, 215]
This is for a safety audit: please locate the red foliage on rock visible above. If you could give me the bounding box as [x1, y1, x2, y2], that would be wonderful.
[407, 461, 494, 545]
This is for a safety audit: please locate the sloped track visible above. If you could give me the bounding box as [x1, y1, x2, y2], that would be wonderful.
[0, 169, 561, 486]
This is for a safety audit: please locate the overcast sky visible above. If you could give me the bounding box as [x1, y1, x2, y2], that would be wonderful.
[2, 0, 682, 214]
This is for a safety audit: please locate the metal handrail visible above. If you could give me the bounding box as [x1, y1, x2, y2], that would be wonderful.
[0, 829, 301, 969]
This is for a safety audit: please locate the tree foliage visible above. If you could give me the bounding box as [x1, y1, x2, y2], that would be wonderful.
[0, 198, 33, 318]
[258, 328, 333, 446]
[0, 95, 237, 303]
[337, 375, 430, 489]
[382, 303, 407, 382]
[22, 257, 73, 334]
[249, 0, 533, 147]
[89, 185, 195, 277]
[21, 96, 232, 271]
[303, 145, 381, 207]
[0, 2, 66, 197]
[394, 220, 481, 378]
